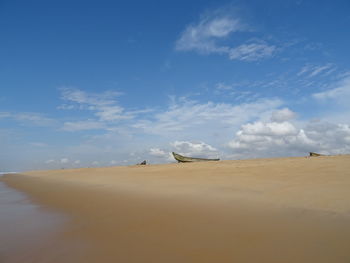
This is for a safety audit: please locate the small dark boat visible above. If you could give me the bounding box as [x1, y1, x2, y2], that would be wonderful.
[309, 152, 324, 157]
[172, 152, 220, 163]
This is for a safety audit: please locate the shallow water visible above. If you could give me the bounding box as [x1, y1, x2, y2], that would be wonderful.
[0, 173, 66, 262]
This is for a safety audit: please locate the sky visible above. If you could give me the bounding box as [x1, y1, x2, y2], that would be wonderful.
[1, 0, 350, 171]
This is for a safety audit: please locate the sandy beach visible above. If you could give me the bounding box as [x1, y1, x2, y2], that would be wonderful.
[2, 155, 350, 262]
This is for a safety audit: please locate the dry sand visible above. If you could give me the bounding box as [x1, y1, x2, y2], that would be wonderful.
[2, 155, 350, 262]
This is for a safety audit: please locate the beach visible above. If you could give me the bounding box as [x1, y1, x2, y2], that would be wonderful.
[0, 177, 67, 263]
[1, 155, 350, 262]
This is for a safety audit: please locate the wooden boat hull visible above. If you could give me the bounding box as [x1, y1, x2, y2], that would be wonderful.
[309, 152, 324, 157]
[172, 152, 220, 163]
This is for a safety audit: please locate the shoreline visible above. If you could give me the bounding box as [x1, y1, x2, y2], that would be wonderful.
[0, 179, 70, 263]
[2, 155, 350, 262]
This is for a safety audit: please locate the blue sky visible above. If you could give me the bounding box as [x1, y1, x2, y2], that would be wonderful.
[1, 0, 350, 171]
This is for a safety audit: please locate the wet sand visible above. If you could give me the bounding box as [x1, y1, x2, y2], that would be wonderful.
[0, 180, 68, 263]
[2, 155, 350, 262]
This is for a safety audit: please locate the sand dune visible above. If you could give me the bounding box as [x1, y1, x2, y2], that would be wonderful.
[2, 155, 350, 262]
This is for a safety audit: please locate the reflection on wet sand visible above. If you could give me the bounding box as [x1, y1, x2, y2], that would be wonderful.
[0, 176, 68, 263]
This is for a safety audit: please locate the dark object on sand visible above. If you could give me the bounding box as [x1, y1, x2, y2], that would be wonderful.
[172, 152, 220, 163]
[309, 152, 324, 157]
[138, 160, 147, 165]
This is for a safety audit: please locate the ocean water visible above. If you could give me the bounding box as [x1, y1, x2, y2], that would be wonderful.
[0, 173, 66, 262]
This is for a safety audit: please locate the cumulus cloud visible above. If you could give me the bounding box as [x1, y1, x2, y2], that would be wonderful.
[228, 122, 311, 158]
[45, 159, 55, 164]
[237, 121, 298, 137]
[60, 158, 69, 164]
[271, 108, 296, 122]
[149, 148, 168, 158]
[147, 142, 219, 162]
[175, 8, 275, 61]
[228, 119, 350, 158]
[171, 141, 219, 158]
[149, 148, 173, 161]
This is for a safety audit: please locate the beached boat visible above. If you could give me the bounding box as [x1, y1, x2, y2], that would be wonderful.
[309, 152, 324, 157]
[172, 152, 220, 163]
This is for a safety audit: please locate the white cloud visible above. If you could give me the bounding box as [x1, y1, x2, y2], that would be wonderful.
[313, 75, 350, 104]
[60, 158, 69, 164]
[214, 82, 260, 101]
[237, 121, 298, 137]
[62, 120, 106, 131]
[45, 159, 55, 164]
[298, 64, 335, 78]
[271, 108, 296, 122]
[148, 142, 219, 162]
[215, 82, 233, 90]
[228, 118, 350, 158]
[61, 87, 122, 106]
[74, 160, 81, 164]
[148, 148, 173, 161]
[175, 14, 242, 54]
[133, 97, 283, 137]
[175, 8, 275, 61]
[228, 121, 307, 156]
[171, 141, 219, 158]
[56, 87, 150, 132]
[149, 148, 168, 157]
[95, 106, 132, 121]
[59, 87, 131, 124]
[303, 121, 350, 154]
[229, 42, 276, 61]
[17, 113, 56, 126]
[0, 112, 56, 127]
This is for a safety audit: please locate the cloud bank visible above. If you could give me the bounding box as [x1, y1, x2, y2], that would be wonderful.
[228, 110, 350, 159]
